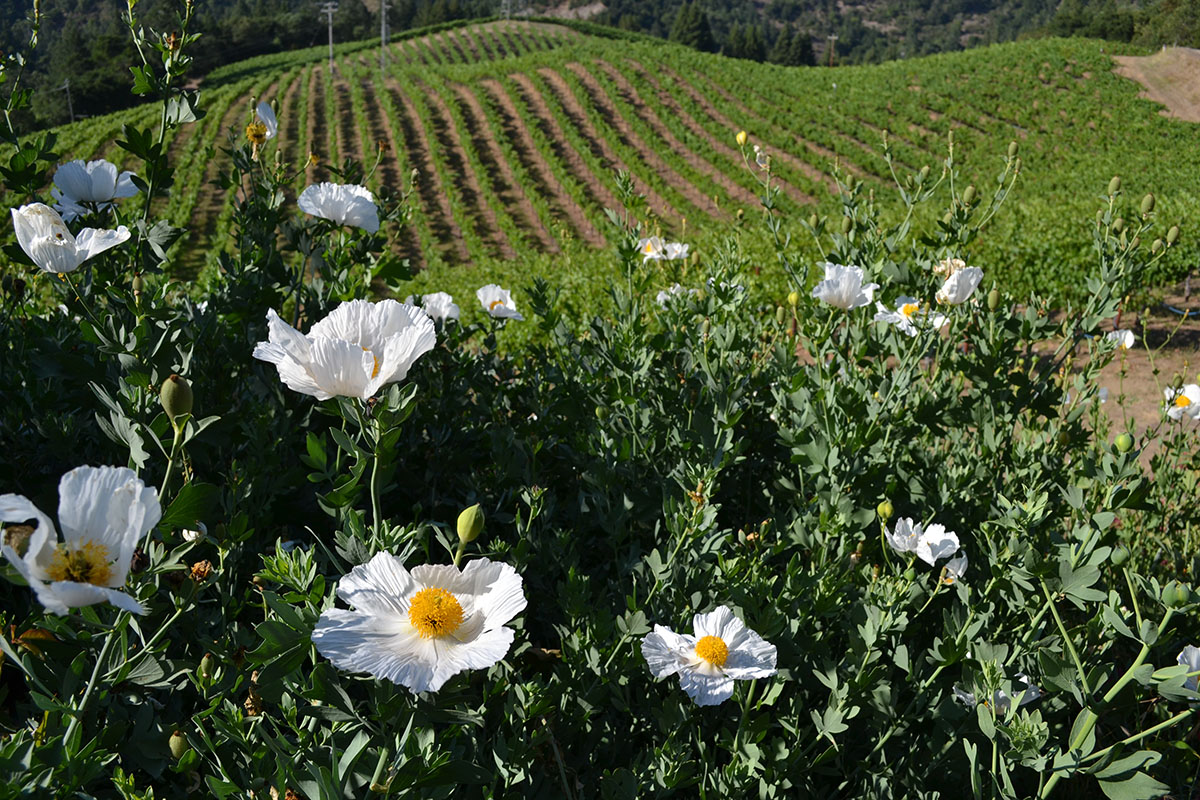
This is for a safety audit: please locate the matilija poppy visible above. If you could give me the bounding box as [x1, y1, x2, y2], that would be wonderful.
[0, 466, 160, 615]
[11, 203, 130, 274]
[311, 552, 527, 693]
[935, 267, 984, 305]
[51, 159, 138, 222]
[811, 262, 879, 310]
[255, 101, 278, 139]
[638, 236, 689, 262]
[1164, 384, 1200, 423]
[874, 297, 947, 337]
[885, 517, 960, 567]
[641, 606, 777, 706]
[405, 292, 460, 323]
[298, 182, 380, 234]
[252, 299, 436, 401]
[477, 284, 524, 321]
[1178, 645, 1200, 693]
[953, 673, 1042, 716]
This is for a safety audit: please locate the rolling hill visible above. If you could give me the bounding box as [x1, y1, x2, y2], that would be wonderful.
[16, 19, 1200, 306]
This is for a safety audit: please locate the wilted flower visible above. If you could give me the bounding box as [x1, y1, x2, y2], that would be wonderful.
[0, 466, 160, 615]
[638, 236, 688, 262]
[245, 120, 268, 147]
[885, 517, 960, 567]
[941, 551, 969, 584]
[1106, 329, 1135, 350]
[656, 283, 698, 307]
[11, 203, 130, 274]
[641, 605, 777, 706]
[51, 159, 138, 221]
[934, 257, 966, 278]
[753, 144, 770, 170]
[476, 284, 524, 321]
[1178, 645, 1200, 692]
[874, 297, 947, 337]
[935, 267, 984, 305]
[311, 552, 526, 693]
[255, 101, 278, 139]
[811, 262, 879, 310]
[1164, 384, 1200, 422]
[252, 299, 436, 401]
[298, 182, 380, 234]
[953, 673, 1041, 715]
[404, 291, 460, 322]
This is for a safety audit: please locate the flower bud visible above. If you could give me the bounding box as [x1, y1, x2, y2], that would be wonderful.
[903, 566, 916, 582]
[1162, 580, 1190, 609]
[1152, 239, 1163, 254]
[1140, 193, 1155, 216]
[987, 288, 1000, 311]
[787, 291, 799, 307]
[1056, 431, 1071, 447]
[132, 274, 144, 297]
[1130, 236, 1140, 250]
[595, 405, 608, 420]
[1107, 176, 1121, 196]
[918, 165, 930, 183]
[962, 185, 977, 206]
[1111, 546, 1130, 567]
[457, 503, 484, 544]
[840, 217, 853, 235]
[807, 213, 819, 229]
[942, 211, 953, 226]
[1113, 217, 1125, 234]
[735, 130, 748, 147]
[199, 652, 215, 681]
[160, 374, 193, 421]
[1007, 141, 1019, 158]
[169, 730, 189, 760]
[775, 306, 786, 326]
[1167, 225, 1180, 246]
[876, 499, 893, 520]
[1115, 432, 1133, 453]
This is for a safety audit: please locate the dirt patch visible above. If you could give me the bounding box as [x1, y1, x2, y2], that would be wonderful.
[359, 79, 424, 271]
[480, 78, 606, 247]
[333, 80, 364, 165]
[279, 66, 308, 167]
[306, 67, 327, 182]
[1114, 47, 1200, 122]
[452, 83, 560, 253]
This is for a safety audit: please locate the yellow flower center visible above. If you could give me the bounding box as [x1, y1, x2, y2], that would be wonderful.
[361, 347, 380, 379]
[1176, 394, 1192, 408]
[695, 635, 729, 668]
[407, 587, 464, 638]
[489, 299, 505, 311]
[246, 121, 268, 145]
[45, 540, 114, 586]
[900, 303, 919, 318]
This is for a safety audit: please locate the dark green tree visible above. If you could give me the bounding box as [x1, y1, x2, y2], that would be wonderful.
[769, 24, 794, 64]
[670, 1, 716, 53]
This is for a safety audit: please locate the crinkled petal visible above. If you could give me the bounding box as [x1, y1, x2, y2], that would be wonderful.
[114, 171, 139, 198]
[457, 558, 527, 629]
[722, 630, 778, 680]
[677, 669, 736, 706]
[0, 493, 58, 582]
[336, 551, 417, 617]
[11, 204, 83, 273]
[74, 226, 131, 261]
[298, 183, 379, 233]
[305, 337, 377, 400]
[256, 101, 279, 139]
[371, 322, 437, 394]
[692, 606, 747, 643]
[1179, 645, 1200, 692]
[37, 581, 145, 615]
[642, 625, 695, 678]
[57, 466, 158, 587]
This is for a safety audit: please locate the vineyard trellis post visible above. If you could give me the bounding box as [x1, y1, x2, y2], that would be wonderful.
[320, 1, 338, 75]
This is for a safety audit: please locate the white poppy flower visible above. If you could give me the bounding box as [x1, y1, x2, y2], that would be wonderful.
[1178, 645, 1200, 692]
[874, 297, 947, 337]
[811, 262, 879, 310]
[311, 552, 526, 693]
[656, 283, 698, 307]
[51, 159, 138, 221]
[641, 606, 777, 706]
[885, 517, 960, 567]
[1164, 384, 1200, 422]
[405, 292, 460, 322]
[252, 299, 436, 401]
[10, 203, 131, 274]
[953, 673, 1041, 715]
[935, 267, 984, 305]
[638, 237, 689, 262]
[298, 182, 380, 234]
[255, 101, 278, 139]
[1106, 329, 1135, 350]
[476, 284, 524, 321]
[941, 551, 968, 584]
[0, 466, 160, 615]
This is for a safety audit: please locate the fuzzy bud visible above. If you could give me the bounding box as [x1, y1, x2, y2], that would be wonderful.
[169, 731, 189, 760]
[1151, 239, 1163, 254]
[1140, 193, 1155, 216]
[160, 374, 193, 422]
[457, 503, 484, 544]
[840, 217, 852, 235]
[1115, 432, 1133, 453]
[1111, 546, 1130, 567]
[775, 306, 786, 326]
[735, 130, 748, 147]
[1167, 225, 1180, 246]
[918, 165, 930, 183]
[942, 211, 953, 226]
[962, 185, 977, 206]
[1007, 141, 1019, 158]
[987, 288, 1000, 311]
[132, 274, 144, 297]
[199, 652, 215, 681]
[808, 213, 819, 229]
[1107, 176, 1121, 196]
[1162, 580, 1191, 609]
[595, 405, 608, 420]
[787, 291, 799, 307]
[1113, 217, 1125, 234]
[876, 499, 893, 520]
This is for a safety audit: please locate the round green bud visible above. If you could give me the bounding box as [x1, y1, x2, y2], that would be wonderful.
[775, 306, 786, 326]
[199, 652, 215, 681]
[903, 567, 916, 582]
[787, 291, 799, 307]
[169, 730, 189, 760]
[987, 288, 1000, 311]
[1007, 141, 1019, 158]
[1162, 580, 1190, 609]
[1141, 193, 1155, 216]
[1167, 225, 1180, 246]
[457, 503, 485, 544]
[1056, 431, 1071, 447]
[160, 374, 193, 422]
[1111, 546, 1130, 567]
[1115, 432, 1133, 453]
[840, 216, 853, 235]
[808, 214, 819, 229]
[594, 405, 609, 420]
[918, 165, 930, 182]
[1130, 236, 1140, 250]
[942, 211, 954, 226]
[962, 185, 977, 206]
[1107, 176, 1121, 196]
[1113, 217, 1125, 234]
[701, 319, 711, 337]
[132, 274, 144, 296]
[1152, 239, 1163, 254]
[876, 499, 893, 520]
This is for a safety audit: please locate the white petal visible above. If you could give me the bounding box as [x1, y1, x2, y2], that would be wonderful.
[336, 551, 416, 617]
[723, 630, 778, 680]
[57, 466, 158, 587]
[1179, 645, 1200, 692]
[114, 171, 139, 198]
[74, 226, 131, 261]
[692, 606, 746, 642]
[53, 160, 97, 202]
[641, 625, 694, 678]
[677, 669, 736, 706]
[0, 493, 59, 582]
[312, 608, 438, 691]
[369, 319, 437, 394]
[37, 581, 145, 615]
[457, 558, 527, 629]
[256, 101, 278, 139]
[298, 183, 379, 233]
[11, 203, 83, 273]
[304, 337, 376, 400]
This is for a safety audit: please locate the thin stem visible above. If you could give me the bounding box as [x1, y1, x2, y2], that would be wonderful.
[453, 540, 467, 568]
[370, 420, 383, 539]
[156, 419, 186, 533]
[63, 626, 118, 749]
[1040, 581, 1091, 698]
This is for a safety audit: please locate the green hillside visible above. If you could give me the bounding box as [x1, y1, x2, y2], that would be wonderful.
[15, 20, 1200, 307]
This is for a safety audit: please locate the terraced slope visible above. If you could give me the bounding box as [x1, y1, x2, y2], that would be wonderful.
[13, 22, 1200, 300]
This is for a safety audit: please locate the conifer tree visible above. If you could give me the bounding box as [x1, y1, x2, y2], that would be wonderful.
[769, 25, 794, 64]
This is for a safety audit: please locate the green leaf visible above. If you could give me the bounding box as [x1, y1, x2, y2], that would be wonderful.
[158, 482, 219, 530]
[1096, 772, 1170, 800]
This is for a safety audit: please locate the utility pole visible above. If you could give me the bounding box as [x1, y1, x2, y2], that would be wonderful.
[827, 34, 838, 67]
[500, 0, 511, 20]
[379, 0, 388, 72]
[320, 1, 338, 75]
[59, 79, 74, 123]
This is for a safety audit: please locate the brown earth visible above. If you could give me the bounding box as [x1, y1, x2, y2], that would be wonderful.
[333, 80, 364, 166]
[358, 78, 425, 271]
[1113, 47, 1200, 122]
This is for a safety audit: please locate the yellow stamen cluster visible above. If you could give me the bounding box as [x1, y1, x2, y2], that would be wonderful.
[695, 635, 729, 668]
[246, 121, 268, 146]
[408, 587, 464, 638]
[46, 540, 114, 586]
[489, 299, 505, 311]
[1176, 395, 1192, 408]
[361, 347, 381, 379]
[900, 302, 919, 318]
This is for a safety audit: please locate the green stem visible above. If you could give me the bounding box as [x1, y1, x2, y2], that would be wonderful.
[1040, 581, 1091, 698]
[156, 420, 185, 534]
[1079, 708, 1195, 767]
[452, 540, 467, 568]
[63, 627, 118, 749]
[370, 428, 383, 539]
